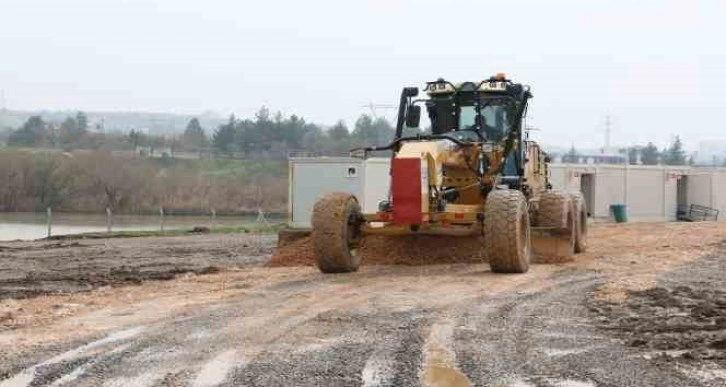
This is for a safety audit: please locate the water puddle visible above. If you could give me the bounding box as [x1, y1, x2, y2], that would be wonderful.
[548, 379, 596, 387]
[421, 320, 472, 387]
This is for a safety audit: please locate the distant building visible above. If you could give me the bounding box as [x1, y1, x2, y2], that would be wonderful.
[555, 152, 627, 165]
[696, 140, 726, 165]
[135, 145, 173, 158]
[135, 146, 152, 157]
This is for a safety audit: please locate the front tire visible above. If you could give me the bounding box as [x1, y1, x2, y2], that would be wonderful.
[311, 193, 363, 273]
[484, 190, 531, 273]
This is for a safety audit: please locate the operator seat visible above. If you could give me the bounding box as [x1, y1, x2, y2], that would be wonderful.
[426, 101, 456, 135]
[503, 152, 518, 175]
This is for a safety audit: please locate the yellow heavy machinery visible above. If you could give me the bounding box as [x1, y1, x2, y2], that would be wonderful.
[311, 74, 587, 274]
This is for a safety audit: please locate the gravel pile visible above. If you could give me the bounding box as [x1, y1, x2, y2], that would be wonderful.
[269, 234, 487, 267]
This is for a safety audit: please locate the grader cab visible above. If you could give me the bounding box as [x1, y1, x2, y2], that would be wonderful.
[312, 74, 587, 274]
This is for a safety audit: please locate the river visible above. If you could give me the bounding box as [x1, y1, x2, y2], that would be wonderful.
[0, 212, 282, 241]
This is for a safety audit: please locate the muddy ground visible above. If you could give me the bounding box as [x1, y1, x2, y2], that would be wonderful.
[0, 234, 276, 300]
[590, 242, 726, 382]
[1, 222, 726, 387]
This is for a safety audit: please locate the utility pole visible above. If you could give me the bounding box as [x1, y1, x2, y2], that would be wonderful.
[604, 114, 612, 154]
[523, 115, 541, 140]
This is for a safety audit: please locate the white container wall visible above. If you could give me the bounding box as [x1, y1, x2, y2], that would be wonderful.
[716, 170, 726, 218]
[289, 158, 726, 227]
[549, 164, 695, 221]
[288, 158, 364, 228]
[362, 158, 391, 214]
[687, 173, 713, 209]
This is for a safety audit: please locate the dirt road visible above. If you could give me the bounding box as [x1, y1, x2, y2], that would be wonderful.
[1, 223, 726, 386]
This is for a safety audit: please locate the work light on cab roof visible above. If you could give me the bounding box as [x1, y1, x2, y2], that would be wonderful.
[310, 73, 588, 276]
[426, 74, 510, 95]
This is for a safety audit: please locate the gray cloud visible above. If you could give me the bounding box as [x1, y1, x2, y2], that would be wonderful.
[0, 0, 723, 150]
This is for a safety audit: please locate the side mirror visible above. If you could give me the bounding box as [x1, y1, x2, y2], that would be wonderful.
[403, 87, 419, 98]
[405, 105, 421, 128]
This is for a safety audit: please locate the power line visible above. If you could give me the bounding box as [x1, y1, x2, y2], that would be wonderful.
[361, 102, 396, 119]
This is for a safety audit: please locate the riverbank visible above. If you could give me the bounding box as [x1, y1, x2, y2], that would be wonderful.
[43, 223, 285, 240]
[0, 212, 286, 241]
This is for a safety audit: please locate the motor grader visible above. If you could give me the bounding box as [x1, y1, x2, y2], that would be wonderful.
[311, 74, 587, 274]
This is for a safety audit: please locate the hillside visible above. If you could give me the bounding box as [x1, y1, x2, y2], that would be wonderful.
[0, 109, 226, 135]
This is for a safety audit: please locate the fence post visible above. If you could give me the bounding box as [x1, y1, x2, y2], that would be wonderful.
[106, 207, 112, 233]
[46, 207, 52, 238]
[256, 207, 269, 225]
[160, 207, 165, 232]
[211, 208, 216, 228]
[253, 207, 268, 253]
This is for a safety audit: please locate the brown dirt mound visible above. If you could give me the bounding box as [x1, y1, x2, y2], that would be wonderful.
[269, 234, 487, 267]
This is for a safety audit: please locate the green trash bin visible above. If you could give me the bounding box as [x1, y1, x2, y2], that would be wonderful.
[610, 204, 628, 223]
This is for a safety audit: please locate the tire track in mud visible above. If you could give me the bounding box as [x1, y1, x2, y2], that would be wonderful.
[0, 327, 144, 387]
[1, 264, 578, 387]
[1, 268, 436, 386]
[220, 310, 428, 387]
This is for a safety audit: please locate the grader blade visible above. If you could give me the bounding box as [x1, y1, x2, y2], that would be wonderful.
[530, 227, 576, 263]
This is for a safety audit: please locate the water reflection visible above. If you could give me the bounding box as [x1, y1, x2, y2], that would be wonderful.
[0, 212, 276, 241]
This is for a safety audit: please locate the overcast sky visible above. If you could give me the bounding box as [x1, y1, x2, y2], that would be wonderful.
[0, 0, 724, 150]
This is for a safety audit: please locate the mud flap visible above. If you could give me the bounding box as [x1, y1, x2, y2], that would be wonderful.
[391, 157, 423, 225]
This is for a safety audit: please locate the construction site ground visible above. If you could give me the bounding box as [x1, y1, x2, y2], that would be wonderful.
[1, 222, 726, 387]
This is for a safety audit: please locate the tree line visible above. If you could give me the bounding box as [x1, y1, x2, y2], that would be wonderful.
[562, 136, 696, 166]
[3, 108, 396, 158]
[0, 108, 400, 213]
[9, 110, 718, 167]
[0, 150, 287, 213]
[211, 107, 395, 157]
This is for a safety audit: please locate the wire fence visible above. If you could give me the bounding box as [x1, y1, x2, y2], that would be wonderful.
[37, 207, 280, 252]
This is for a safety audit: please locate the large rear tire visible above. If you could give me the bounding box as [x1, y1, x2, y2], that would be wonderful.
[537, 190, 570, 228]
[484, 190, 531, 274]
[311, 193, 363, 273]
[569, 191, 588, 253]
